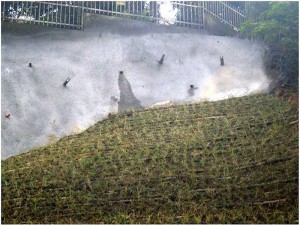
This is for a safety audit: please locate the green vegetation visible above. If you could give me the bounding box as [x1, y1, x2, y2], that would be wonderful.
[2, 94, 298, 223]
[241, 2, 299, 88]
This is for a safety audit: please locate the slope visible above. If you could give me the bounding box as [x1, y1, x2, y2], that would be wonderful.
[2, 93, 298, 223]
[2, 14, 269, 159]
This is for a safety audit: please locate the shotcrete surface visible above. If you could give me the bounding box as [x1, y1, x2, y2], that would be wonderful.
[1, 15, 269, 159]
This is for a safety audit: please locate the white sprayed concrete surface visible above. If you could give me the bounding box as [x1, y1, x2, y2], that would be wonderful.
[1, 15, 270, 159]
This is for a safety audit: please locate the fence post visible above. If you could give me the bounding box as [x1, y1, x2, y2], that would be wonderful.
[2, 1, 5, 21]
[202, 1, 205, 30]
[81, 1, 84, 30]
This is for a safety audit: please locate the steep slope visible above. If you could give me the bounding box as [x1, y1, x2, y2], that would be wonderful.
[1, 14, 269, 159]
[2, 93, 298, 223]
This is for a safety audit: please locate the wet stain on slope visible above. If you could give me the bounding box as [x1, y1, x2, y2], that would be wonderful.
[118, 71, 142, 113]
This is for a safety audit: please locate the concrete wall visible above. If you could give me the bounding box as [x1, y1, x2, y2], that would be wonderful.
[1, 14, 270, 159]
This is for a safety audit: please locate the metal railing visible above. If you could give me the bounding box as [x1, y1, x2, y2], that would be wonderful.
[203, 1, 246, 31]
[1, 1, 84, 30]
[83, 1, 205, 29]
[172, 1, 205, 29]
[1, 1, 246, 31]
[83, 1, 159, 23]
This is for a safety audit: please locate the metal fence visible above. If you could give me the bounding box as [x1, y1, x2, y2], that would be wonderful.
[1, 1, 246, 31]
[203, 1, 246, 31]
[83, 1, 205, 29]
[1, 1, 84, 30]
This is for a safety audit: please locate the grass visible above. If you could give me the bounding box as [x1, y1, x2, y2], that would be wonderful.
[2, 93, 298, 224]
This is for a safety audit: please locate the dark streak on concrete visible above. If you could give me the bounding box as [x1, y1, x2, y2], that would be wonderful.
[118, 72, 142, 113]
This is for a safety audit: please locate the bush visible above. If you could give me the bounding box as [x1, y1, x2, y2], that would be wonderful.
[240, 2, 299, 90]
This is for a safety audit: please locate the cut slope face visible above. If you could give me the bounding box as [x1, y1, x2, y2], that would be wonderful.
[1, 15, 269, 159]
[2, 94, 298, 223]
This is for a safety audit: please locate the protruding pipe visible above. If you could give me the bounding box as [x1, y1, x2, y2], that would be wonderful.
[188, 85, 198, 97]
[158, 54, 165, 65]
[220, 56, 224, 66]
[5, 113, 11, 118]
[29, 63, 32, 67]
[63, 77, 72, 86]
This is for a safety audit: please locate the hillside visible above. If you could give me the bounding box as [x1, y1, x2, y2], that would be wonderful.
[2, 93, 298, 223]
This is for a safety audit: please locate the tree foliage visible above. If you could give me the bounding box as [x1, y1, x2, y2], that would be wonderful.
[240, 1, 298, 87]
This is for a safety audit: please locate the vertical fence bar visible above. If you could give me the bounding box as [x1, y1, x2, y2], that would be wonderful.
[196, 1, 199, 28]
[107, 1, 109, 15]
[43, 2, 45, 24]
[138, 1, 140, 20]
[51, 2, 53, 26]
[151, 1, 154, 22]
[38, 1, 41, 26]
[215, 1, 217, 16]
[2, 1, 5, 21]
[12, 1, 14, 21]
[1, 1, 6, 21]
[82, 2, 85, 29]
[155, 1, 157, 23]
[2, 1, 4, 21]
[76, 3, 79, 29]
[72, 5, 74, 28]
[135, 1, 138, 19]
[105, 2, 109, 16]
[63, 2, 66, 27]
[69, 3, 71, 26]
[60, 1, 62, 28]
[140, 1, 142, 21]
[21, 1, 23, 21]
[136, 1, 138, 20]
[180, 2, 182, 26]
[225, 4, 227, 23]
[233, 7, 235, 27]
[156, 1, 159, 23]
[114, 1, 117, 16]
[109, 1, 111, 16]
[133, 1, 135, 19]
[202, 1, 204, 28]
[109, 1, 112, 16]
[34, 2, 37, 25]
[182, 2, 185, 27]
[136, 1, 142, 20]
[190, 2, 192, 28]
[140, 1, 142, 20]
[134, 1, 136, 19]
[124, 1, 127, 17]
[110, 1, 113, 16]
[186, 3, 188, 27]
[178, 1, 181, 27]
[56, 2, 58, 28]
[114, 1, 116, 16]
[202, 1, 204, 29]
[46, 2, 49, 26]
